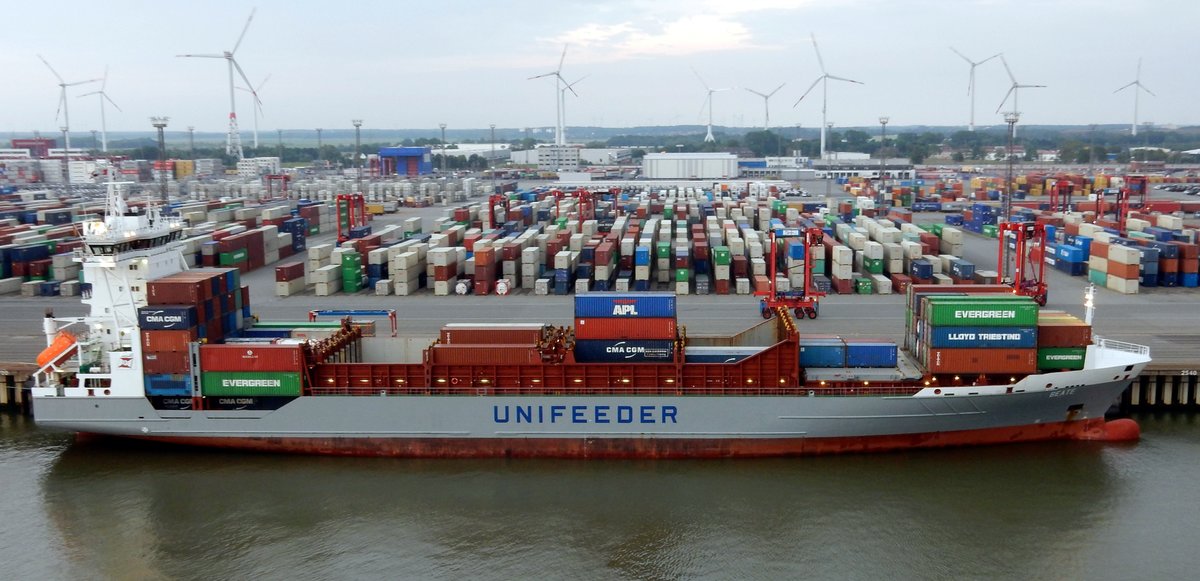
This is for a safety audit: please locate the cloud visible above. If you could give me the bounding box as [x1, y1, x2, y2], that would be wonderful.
[542, 13, 767, 63]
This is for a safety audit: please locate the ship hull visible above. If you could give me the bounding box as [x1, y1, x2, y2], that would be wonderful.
[34, 371, 1136, 458]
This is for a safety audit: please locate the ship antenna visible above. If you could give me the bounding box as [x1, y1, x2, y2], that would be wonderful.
[1083, 283, 1096, 326]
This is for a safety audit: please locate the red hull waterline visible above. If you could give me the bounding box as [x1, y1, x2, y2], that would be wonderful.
[103, 418, 1129, 459]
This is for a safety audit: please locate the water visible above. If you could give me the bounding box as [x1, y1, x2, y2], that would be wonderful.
[3, 412, 1199, 580]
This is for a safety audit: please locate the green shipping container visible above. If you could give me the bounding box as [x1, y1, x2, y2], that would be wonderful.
[855, 277, 873, 294]
[982, 225, 998, 238]
[675, 268, 690, 282]
[201, 372, 303, 396]
[713, 246, 731, 265]
[923, 296, 1039, 327]
[1037, 347, 1087, 370]
[308, 225, 320, 236]
[663, 208, 674, 220]
[1087, 268, 1107, 286]
[341, 252, 362, 267]
[864, 258, 884, 274]
[656, 242, 671, 258]
[218, 248, 249, 266]
[930, 224, 944, 237]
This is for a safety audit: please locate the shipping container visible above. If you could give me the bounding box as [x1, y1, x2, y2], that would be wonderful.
[1036, 317, 1092, 347]
[799, 338, 846, 368]
[200, 371, 303, 396]
[144, 374, 193, 397]
[923, 348, 1037, 374]
[199, 344, 304, 372]
[926, 326, 1037, 349]
[573, 339, 675, 363]
[430, 344, 542, 365]
[844, 341, 898, 368]
[683, 346, 764, 364]
[141, 329, 198, 352]
[439, 323, 546, 345]
[1037, 347, 1087, 370]
[137, 305, 199, 330]
[573, 293, 677, 318]
[142, 350, 191, 375]
[275, 262, 305, 282]
[574, 317, 677, 340]
[921, 296, 1039, 327]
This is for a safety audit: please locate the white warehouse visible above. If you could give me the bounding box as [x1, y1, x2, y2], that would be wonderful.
[642, 153, 738, 179]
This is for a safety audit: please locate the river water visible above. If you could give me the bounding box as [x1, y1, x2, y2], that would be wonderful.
[2, 411, 1198, 580]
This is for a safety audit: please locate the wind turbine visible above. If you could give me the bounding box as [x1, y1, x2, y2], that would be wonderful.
[1114, 58, 1155, 136]
[744, 83, 786, 131]
[178, 8, 260, 160]
[77, 66, 122, 153]
[528, 44, 571, 145]
[235, 74, 270, 150]
[793, 33, 862, 161]
[692, 67, 733, 143]
[37, 55, 100, 159]
[996, 54, 1046, 130]
[559, 75, 587, 145]
[949, 47, 1000, 132]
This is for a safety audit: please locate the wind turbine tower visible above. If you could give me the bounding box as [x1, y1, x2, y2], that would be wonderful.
[559, 75, 587, 145]
[36, 55, 99, 161]
[745, 83, 786, 131]
[236, 74, 270, 149]
[528, 45, 571, 145]
[794, 33, 862, 161]
[996, 55, 1046, 133]
[1114, 58, 1155, 136]
[949, 47, 1000, 131]
[77, 66, 122, 152]
[178, 8, 261, 160]
[692, 67, 733, 143]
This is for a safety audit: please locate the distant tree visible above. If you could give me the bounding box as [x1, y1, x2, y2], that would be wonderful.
[743, 130, 786, 157]
[1024, 145, 1037, 162]
[630, 149, 647, 161]
[952, 151, 965, 163]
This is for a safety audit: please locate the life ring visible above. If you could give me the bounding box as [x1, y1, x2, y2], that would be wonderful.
[451, 377, 460, 385]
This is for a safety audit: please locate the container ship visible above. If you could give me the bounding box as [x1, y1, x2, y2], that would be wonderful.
[30, 184, 1153, 458]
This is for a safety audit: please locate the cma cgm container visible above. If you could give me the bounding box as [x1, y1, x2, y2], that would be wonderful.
[199, 344, 304, 372]
[137, 305, 199, 331]
[573, 339, 675, 363]
[574, 293, 676, 318]
[921, 296, 1039, 327]
[927, 326, 1037, 349]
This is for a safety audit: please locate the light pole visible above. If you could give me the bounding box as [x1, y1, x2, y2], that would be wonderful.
[489, 123, 496, 194]
[878, 116, 889, 207]
[187, 126, 195, 157]
[151, 116, 170, 204]
[1141, 122, 1152, 165]
[439, 123, 447, 173]
[277, 129, 283, 161]
[352, 119, 363, 193]
[1002, 111, 1020, 282]
[90, 130, 98, 152]
[1087, 124, 1096, 177]
[316, 128, 323, 166]
[824, 122, 834, 198]
[60, 126, 71, 196]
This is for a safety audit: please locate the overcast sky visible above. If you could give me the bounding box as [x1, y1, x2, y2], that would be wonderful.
[4, 0, 1196, 136]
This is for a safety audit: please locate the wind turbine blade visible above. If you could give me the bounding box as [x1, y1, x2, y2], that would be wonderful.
[949, 46, 973, 64]
[979, 53, 1001, 65]
[826, 75, 862, 85]
[528, 72, 556, 80]
[231, 7, 257, 55]
[64, 78, 101, 87]
[177, 53, 225, 58]
[54, 93, 64, 124]
[793, 77, 821, 107]
[1019, 84, 1046, 89]
[810, 33, 826, 74]
[1113, 81, 1136, 93]
[101, 65, 109, 91]
[257, 74, 272, 92]
[1140, 83, 1156, 97]
[103, 93, 123, 112]
[562, 74, 579, 97]
[77, 91, 102, 98]
[699, 94, 711, 120]
[557, 44, 568, 73]
[690, 66, 711, 90]
[713, 87, 734, 92]
[996, 86, 1015, 113]
[1136, 57, 1142, 80]
[745, 88, 767, 98]
[37, 54, 64, 83]
[999, 54, 1016, 83]
[566, 74, 588, 91]
[767, 82, 786, 97]
[231, 59, 260, 105]
[967, 68, 974, 96]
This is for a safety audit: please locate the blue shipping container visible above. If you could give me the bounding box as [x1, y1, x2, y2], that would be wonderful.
[949, 258, 975, 279]
[574, 339, 675, 363]
[799, 339, 845, 368]
[144, 374, 193, 397]
[910, 259, 933, 280]
[574, 293, 676, 318]
[138, 305, 199, 330]
[928, 326, 1037, 349]
[845, 341, 898, 368]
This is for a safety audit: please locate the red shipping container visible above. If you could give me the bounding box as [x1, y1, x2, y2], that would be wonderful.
[200, 344, 304, 372]
[275, 262, 305, 282]
[924, 348, 1037, 374]
[1037, 321, 1092, 348]
[141, 329, 198, 352]
[142, 350, 191, 374]
[889, 273, 911, 294]
[752, 275, 771, 293]
[475, 246, 496, 265]
[831, 276, 854, 295]
[1106, 262, 1138, 279]
[1090, 242, 1109, 260]
[574, 317, 677, 340]
[148, 280, 206, 305]
[433, 265, 457, 281]
[440, 324, 545, 345]
[714, 279, 730, 295]
[430, 344, 541, 365]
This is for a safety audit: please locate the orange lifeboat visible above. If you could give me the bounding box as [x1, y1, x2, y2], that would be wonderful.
[37, 330, 77, 368]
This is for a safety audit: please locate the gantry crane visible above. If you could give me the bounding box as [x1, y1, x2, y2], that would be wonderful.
[997, 221, 1048, 306]
[755, 227, 826, 319]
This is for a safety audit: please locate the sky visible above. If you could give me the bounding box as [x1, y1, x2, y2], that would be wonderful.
[3, 0, 1197, 137]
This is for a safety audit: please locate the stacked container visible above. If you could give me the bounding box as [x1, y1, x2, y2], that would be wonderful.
[1036, 310, 1093, 371]
[917, 295, 1039, 375]
[198, 344, 305, 397]
[573, 293, 677, 363]
[139, 268, 245, 391]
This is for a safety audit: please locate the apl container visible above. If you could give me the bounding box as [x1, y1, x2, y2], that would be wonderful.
[200, 372, 303, 397]
[926, 326, 1037, 349]
[573, 293, 676, 318]
[573, 339, 675, 363]
[574, 317, 676, 340]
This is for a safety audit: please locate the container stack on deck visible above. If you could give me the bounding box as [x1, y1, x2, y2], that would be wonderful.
[572, 293, 677, 363]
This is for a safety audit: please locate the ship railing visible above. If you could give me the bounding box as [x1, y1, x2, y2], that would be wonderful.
[308, 385, 925, 397]
[1094, 337, 1151, 357]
